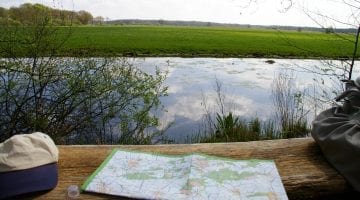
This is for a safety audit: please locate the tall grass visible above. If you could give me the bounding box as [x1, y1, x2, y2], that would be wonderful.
[192, 73, 310, 143]
[192, 114, 282, 143]
[272, 72, 309, 138]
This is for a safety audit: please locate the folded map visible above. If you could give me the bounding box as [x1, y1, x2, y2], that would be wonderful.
[82, 149, 288, 200]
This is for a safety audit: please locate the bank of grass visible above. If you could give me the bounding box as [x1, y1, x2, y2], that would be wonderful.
[190, 113, 309, 143]
[60, 25, 357, 58]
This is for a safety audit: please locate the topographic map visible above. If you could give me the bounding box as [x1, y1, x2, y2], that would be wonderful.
[82, 149, 288, 200]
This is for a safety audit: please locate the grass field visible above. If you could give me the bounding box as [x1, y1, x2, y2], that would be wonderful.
[9, 25, 360, 58]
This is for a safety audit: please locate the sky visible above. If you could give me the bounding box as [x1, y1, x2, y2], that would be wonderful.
[0, 0, 358, 28]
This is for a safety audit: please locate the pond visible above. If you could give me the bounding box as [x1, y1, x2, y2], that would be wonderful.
[130, 57, 360, 143]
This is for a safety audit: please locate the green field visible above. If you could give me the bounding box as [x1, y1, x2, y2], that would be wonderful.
[13, 25, 360, 58]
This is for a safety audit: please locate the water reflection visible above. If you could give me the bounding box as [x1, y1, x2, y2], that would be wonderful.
[131, 58, 360, 143]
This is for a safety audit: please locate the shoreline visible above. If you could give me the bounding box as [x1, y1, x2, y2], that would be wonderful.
[2, 53, 355, 60]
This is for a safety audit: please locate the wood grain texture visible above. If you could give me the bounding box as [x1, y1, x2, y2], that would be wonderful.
[21, 138, 358, 199]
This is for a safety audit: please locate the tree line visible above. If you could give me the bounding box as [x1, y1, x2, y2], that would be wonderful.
[0, 3, 104, 25]
[109, 19, 356, 33]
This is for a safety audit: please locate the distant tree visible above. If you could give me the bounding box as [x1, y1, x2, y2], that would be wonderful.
[0, 7, 7, 18]
[51, 8, 76, 25]
[93, 16, 104, 25]
[7, 7, 20, 23]
[158, 19, 165, 25]
[2, 3, 81, 25]
[77, 10, 93, 25]
[7, 3, 48, 25]
[324, 26, 334, 34]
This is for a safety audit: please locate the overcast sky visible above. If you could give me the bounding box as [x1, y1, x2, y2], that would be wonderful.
[0, 0, 358, 28]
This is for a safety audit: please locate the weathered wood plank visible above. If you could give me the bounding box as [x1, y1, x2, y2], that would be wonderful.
[22, 138, 357, 199]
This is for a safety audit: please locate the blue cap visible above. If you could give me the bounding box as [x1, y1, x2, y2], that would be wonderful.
[0, 163, 58, 199]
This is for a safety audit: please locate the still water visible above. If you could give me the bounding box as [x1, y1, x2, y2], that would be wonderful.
[129, 57, 359, 143]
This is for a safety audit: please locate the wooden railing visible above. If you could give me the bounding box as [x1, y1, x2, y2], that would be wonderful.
[25, 137, 357, 199]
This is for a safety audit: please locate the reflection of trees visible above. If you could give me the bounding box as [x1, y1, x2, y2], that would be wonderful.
[0, 4, 167, 144]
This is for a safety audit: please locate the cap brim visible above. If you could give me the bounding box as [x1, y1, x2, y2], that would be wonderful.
[0, 163, 58, 199]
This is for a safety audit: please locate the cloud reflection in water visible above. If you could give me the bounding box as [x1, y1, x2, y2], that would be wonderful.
[131, 58, 360, 143]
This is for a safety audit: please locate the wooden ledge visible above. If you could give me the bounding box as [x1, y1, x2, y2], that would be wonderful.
[25, 138, 357, 199]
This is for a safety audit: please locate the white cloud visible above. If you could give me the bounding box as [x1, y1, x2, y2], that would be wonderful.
[157, 91, 254, 130]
